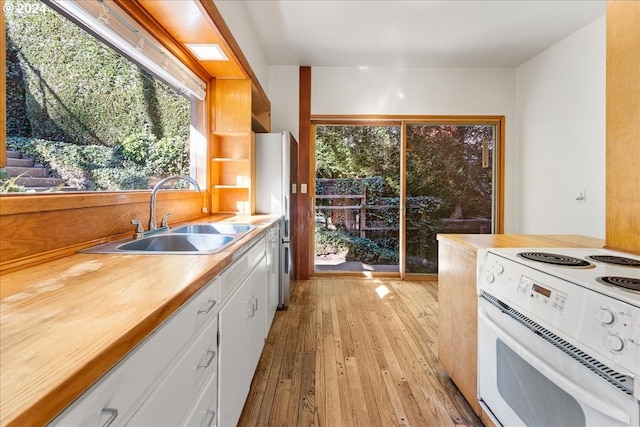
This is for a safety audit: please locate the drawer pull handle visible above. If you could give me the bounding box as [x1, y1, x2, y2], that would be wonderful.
[197, 350, 216, 370]
[198, 299, 216, 314]
[100, 408, 118, 427]
[204, 410, 216, 427]
[247, 300, 255, 317]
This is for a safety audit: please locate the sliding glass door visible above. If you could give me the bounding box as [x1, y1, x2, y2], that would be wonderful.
[405, 122, 497, 273]
[314, 124, 401, 273]
[312, 118, 501, 275]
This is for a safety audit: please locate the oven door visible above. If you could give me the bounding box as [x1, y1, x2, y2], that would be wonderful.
[478, 296, 639, 427]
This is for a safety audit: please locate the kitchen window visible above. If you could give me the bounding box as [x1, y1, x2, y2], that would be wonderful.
[2, 0, 207, 193]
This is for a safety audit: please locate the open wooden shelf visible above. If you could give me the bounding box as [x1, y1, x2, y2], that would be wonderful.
[212, 186, 251, 214]
[210, 79, 255, 214]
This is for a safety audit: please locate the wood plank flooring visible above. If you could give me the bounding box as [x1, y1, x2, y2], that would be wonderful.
[238, 277, 484, 427]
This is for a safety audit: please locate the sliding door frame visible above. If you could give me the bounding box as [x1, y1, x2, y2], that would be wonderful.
[309, 115, 505, 279]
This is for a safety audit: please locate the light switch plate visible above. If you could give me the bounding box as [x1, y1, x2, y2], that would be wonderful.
[301, 184, 307, 194]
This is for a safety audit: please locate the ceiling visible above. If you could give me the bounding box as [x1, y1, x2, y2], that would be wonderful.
[232, 0, 607, 68]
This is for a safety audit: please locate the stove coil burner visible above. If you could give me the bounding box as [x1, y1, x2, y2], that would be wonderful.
[587, 255, 640, 268]
[518, 252, 593, 268]
[597, 276, 640, 292]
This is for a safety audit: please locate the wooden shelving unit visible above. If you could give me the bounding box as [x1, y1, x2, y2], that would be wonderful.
[211, 79, 256, 214]
[251, 82, 271, 133]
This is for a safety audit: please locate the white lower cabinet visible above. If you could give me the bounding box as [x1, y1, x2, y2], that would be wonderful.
[219, 240, 267, 427]
[49, 233, 270, 427]
[265, 224, 279, 335]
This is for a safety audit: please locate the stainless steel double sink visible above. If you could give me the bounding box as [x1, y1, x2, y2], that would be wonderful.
[81, 223, 254, 255]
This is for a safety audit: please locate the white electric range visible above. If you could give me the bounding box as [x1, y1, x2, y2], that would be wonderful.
[477, 247, 640, 427]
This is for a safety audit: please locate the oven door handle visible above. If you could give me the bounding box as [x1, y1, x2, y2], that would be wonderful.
[479, 306, 632, 425]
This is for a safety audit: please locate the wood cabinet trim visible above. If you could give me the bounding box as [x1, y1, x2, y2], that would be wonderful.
[605, 0, 640, 254]
[0, 190, 204, 215]
[114, 0, 210, 83]
[296, 66, 312, 280]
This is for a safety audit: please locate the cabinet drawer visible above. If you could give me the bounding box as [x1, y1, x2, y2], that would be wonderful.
[193, 278, 220, 333]
[126, 317, 219, 426]
[47, 366, 125, 427]
[181, 371, 218, 427]
[49, 278, 219, 426]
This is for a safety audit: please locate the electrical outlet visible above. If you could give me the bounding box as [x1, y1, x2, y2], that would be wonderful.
[301, 184, 307, 194]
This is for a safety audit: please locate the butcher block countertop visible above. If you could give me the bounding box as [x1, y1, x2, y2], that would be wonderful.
[0, 215, 280, 427]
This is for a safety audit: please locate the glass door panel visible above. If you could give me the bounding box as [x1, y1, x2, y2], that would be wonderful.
[405, 123, 495, 273]
[314, 125, 401, 273]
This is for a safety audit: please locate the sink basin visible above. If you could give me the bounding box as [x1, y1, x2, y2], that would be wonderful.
[80, 222, 254, 254]
[171, 223, 254, 235]
[118, 234, 233, 253]
[81, 234, 235, 254]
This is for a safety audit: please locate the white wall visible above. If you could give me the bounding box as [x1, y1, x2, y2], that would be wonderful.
[213, 1, 270, 95]
[268, 66, 299, 139]
[310, 67, 514, 117]
[514, 17, 605, 237]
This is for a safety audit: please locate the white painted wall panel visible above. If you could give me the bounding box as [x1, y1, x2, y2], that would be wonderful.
[515, 17, 605, 238]
[268, 66, 299, 140]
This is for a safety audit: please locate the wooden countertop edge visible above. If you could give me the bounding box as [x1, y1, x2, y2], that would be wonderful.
[436, 233, 605, 251]
[0, 215, 281, 427]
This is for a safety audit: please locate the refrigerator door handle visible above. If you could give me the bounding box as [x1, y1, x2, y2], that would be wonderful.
[283, 195, 290, 237]
[283, 241, 290, 275]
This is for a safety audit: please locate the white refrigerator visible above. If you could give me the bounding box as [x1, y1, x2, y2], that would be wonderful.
[255, 131, 298, 308]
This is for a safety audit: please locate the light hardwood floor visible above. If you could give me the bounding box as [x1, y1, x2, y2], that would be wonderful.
[238, 277, 484, 427]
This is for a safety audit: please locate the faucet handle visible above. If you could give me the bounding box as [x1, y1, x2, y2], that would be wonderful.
[161, 213, 171, 228]
[131, 220, 145, 239]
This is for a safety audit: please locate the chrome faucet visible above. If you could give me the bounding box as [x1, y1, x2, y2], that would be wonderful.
[149, 175, 200, 231]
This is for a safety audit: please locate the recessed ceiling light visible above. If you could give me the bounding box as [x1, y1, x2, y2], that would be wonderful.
[186, 44, 228, 61]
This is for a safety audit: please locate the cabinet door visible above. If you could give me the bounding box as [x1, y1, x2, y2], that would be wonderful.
[247, 257, 267, 373]
[218, 282, 252, 427]
[265, 228, 279, 334]
[218, 252, 267, 427]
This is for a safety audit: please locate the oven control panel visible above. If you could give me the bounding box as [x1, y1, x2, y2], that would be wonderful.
[517, 276, 567, 313]
[580, 298, 640, 360]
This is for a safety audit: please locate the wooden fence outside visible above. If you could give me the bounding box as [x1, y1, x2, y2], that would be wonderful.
[315, 193, 398, 239]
